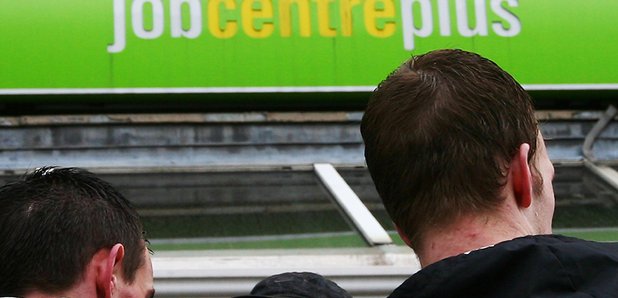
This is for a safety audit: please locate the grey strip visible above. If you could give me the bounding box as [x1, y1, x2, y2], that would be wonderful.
[0, 86, 375, 95]
[3, 83, 618, 95]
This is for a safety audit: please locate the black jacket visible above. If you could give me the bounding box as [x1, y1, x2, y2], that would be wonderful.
[389, 235, 618, 298]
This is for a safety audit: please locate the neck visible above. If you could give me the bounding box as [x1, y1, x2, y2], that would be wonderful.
[416, 209, 535, 268]
[24, 269, 99, 298]
[25, 287, 95, 298]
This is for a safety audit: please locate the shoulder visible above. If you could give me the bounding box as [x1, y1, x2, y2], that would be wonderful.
[389, 235, 618, 298]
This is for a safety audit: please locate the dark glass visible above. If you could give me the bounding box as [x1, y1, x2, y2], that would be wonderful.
[552, 166, 618, 228]
[1, 164, 615, 248]
[338, 165, 618, 242]
[99, 170, 366, 250]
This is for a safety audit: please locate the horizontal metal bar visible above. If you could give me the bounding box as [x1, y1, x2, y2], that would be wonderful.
[0, 86, 376, 95]
[153, 246, 419, 298]
[0, 145, 366, 171]
[3, 84, 618, 95]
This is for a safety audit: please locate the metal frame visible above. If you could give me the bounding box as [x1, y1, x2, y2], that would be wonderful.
[3, 84, 618, 95]
[313, 163, 393, 245]
[582, 105, 618, 192]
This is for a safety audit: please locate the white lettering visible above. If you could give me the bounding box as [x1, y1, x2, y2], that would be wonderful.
[401, 0, 433, 51]
[437, 0, 451, 36]
[108, 0, 126, 53]
[456, 0, 488, 37]
[491, 0, 520, 37]
[171, 0, 202, 38]
[132, 0, 165, 39]
[107, 0, 522, 53]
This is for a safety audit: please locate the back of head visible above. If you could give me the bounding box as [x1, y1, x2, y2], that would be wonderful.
[0, 167, 145, 296]
[360, 49, 538, 250]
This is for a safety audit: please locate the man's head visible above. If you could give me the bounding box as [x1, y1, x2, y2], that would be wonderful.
[0, 166, 154, 297]
[361, 49, 554, 251]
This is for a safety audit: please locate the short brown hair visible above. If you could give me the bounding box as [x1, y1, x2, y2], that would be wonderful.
[360, 49, 538, 250]
[0, 167, 146, 296]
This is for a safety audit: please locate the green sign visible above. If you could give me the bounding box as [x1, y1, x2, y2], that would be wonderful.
[2, 0, 618, 94]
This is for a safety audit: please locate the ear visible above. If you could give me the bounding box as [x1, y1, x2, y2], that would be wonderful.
[510, 143, 532, 208]
[395, 224, 413, 248]
[96, 243, 125, 298]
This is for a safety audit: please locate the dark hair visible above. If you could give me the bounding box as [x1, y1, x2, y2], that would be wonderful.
[360, 49, 538, 250]
[240, 272, 352, 298]
[0, 167, 145, 296]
